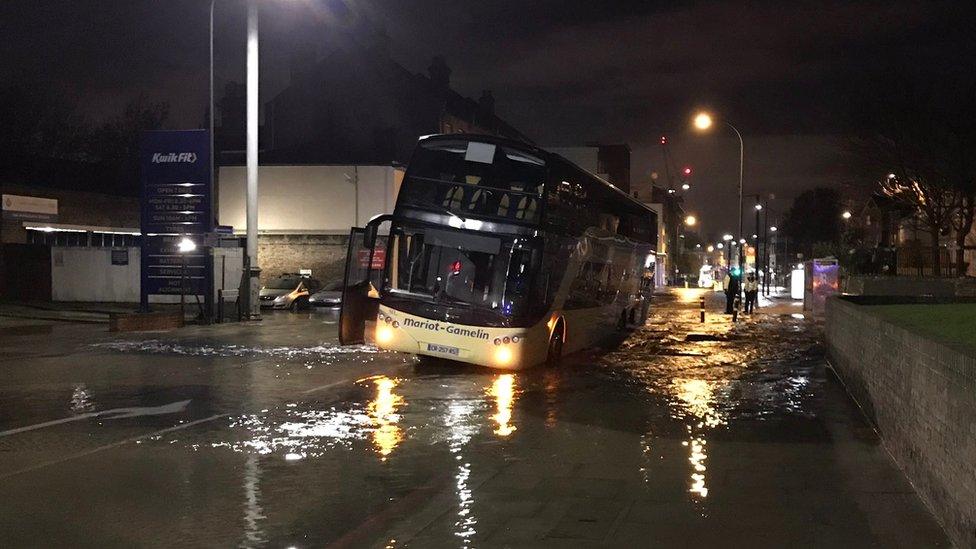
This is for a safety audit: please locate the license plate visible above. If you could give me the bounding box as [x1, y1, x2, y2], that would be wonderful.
[427, 343, 460, 356]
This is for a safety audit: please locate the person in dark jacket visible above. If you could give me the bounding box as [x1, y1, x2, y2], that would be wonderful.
[722, 269, 741, 314]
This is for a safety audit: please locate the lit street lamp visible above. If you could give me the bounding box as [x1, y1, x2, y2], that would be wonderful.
[722, 233, 733, 241]
[770, 226, 778, 232]
[681, 182, 691, 191]
[842, 211, 852, 220]
[693, 111, 745, 271]
[684, 215, 697, 227]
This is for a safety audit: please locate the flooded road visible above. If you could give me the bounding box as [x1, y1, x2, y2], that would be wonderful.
[0, 291, 948, 547]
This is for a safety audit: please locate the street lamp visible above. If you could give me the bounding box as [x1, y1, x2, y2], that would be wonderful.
[770, 226, 778, 232]
[681, 182, 691, 191]
[722, 233, 733, 241]
[209, 0, 262, 320]
[684, 215, 697, 227]
[693, 110, 745, 270]
[707, 245, 715, 252]
[693, 113, 713, 131]
[754, 203, 763, 211]
[842, 211, 852, 220]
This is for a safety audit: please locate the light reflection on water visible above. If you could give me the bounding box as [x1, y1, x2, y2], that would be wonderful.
[368, 377, 404, 460]
[488, 374, 517, 437]
[445, 397, 481, 545]
[70, 383, 95, 413]
[672, 378, 727, 501]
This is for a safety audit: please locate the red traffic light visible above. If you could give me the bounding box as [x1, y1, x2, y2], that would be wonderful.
[682, 166, 692, 176]
[449, 260, 462, 275]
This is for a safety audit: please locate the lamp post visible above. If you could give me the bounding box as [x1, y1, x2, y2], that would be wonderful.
[244, 0, 262, 319]
[693, 112, 745, 270]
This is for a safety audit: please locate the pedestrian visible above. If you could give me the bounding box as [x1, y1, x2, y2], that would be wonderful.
[723, 269, 741, 314]
[744, 272, 759, 314]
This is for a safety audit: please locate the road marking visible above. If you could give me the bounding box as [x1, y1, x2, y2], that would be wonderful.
[0, 414, 227, 481]
[300, 379, 352, 395]
[0, 400, 192, 438]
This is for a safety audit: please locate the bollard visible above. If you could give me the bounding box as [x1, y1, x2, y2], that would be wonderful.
[699, 295, 705, 323]
[217, 289, 223, 324]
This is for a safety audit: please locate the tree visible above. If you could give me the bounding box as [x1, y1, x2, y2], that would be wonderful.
[0, 84, 88, 163]
[879, 175, 958, 276]
[782, 187, 843, 259]
[87, 99, 170, 194]
[847, 69, 976, 277]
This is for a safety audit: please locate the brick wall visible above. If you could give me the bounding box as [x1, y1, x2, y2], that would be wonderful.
[257, 234, 349, 284]
[826, 297, 976, 548]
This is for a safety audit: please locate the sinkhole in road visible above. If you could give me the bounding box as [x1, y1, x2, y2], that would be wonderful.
[684, 333, 735, 342]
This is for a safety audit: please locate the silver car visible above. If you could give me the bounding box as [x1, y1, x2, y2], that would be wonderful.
[308, 280, 344, 308]
[259, 276, 321, 311]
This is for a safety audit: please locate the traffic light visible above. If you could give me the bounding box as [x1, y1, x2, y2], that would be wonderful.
[682, 166, 693, 177]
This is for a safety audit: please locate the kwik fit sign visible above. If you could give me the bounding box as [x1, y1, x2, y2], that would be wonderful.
[139, 130, 212, 302]
[140, 130, 211, 235]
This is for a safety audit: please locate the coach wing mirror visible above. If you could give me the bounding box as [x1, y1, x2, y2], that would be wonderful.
[363, 214, 394, 249]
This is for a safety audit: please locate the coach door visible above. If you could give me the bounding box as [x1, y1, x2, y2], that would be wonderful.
[338, 216, 390, 344]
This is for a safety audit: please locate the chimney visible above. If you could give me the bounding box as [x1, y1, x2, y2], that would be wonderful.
[428, 56, 451, 89]
[478, 90, 495, 117]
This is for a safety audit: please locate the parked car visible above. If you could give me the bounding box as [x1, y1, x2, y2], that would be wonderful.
[259, 275, 321, 311]
[308, 280, 344, 308]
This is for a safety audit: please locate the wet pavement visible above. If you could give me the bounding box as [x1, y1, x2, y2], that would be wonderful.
[0, 290, 949, 547]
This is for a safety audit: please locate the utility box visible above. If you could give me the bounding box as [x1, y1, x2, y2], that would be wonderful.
[804, 258, 840, 314]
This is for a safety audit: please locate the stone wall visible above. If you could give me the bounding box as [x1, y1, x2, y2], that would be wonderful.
[257, 234, 349, 284]
[825, 296, 976, 548]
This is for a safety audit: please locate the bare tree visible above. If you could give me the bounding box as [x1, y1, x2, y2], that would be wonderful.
[879, 175, 958, 276]
[848, 70, 976, 277]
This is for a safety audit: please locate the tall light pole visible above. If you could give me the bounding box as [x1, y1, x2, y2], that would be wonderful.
[693, 112, 744, 270]
[245, 0, 261, 319]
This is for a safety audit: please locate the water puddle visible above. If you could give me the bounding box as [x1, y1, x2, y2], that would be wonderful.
[91, 340, 379, 359]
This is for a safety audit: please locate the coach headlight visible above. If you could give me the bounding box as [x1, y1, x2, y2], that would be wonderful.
[376, 324, 395, 346]
[494, 345, 514, 366]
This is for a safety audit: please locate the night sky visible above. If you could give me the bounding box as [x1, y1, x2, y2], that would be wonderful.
[2, 0, 974, 235]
